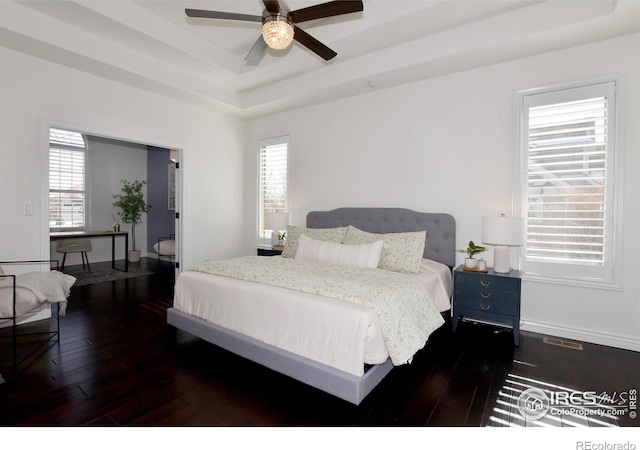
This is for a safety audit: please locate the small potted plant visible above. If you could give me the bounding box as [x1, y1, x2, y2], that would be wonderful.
[461, 240, 486, 269]
[113, 179, 151, 262]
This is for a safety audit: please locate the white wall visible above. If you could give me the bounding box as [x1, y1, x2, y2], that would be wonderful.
[0, 47, 246, 270]
[245, 34, 640, 351]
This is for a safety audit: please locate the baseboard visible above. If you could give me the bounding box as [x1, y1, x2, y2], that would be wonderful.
[522, 320, 640, 353]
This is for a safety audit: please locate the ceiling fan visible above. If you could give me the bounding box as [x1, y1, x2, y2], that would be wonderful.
[185, 0, 364, 62]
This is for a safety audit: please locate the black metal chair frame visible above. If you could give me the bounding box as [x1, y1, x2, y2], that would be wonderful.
[0, 260, 61, 377]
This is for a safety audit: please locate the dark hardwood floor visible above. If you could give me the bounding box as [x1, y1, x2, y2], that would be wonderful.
[1, 258, 639, 429]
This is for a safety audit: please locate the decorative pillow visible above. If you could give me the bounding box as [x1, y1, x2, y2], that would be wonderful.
[281, 226, 348, 258]
[295, 234, 384, 268]
[343, 225, 427, 274]
[0, 287, 40, 317]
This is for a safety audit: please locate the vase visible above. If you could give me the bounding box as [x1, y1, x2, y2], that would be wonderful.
[464, 258, 477, 269]
[128, 250, 141, 263]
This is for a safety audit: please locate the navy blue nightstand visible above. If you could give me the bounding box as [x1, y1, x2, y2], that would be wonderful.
[257, 247, 283, 256]
[452, 265, 522, 345]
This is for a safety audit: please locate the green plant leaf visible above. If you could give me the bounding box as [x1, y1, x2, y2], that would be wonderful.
[466, 240, 486, 258]
[113, 179, 150, 251]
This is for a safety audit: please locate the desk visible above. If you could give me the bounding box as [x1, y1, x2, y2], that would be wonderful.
[50, 230, 129, 272]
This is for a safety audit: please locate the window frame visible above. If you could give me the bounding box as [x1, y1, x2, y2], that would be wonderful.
[257, 135, 290, 247]
[48, 128, 90, 232]
[515, 80, 623, 290]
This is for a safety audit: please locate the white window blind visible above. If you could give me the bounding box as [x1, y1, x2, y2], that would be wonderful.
[49, 128, 87, 230]
[258, 136, 289, 240]
[520, 82, 617, 284]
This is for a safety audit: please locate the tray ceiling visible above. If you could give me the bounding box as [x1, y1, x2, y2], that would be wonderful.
[1, 0, 638, 119]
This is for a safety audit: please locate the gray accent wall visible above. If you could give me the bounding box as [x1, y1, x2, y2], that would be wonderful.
[146, 146, 175, 254]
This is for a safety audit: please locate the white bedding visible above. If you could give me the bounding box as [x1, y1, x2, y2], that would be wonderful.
[174, 257, 451, 377]
[419, 258, 453, 311]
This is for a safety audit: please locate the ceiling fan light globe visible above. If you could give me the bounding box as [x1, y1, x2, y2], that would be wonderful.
[262, 15, 294, 50]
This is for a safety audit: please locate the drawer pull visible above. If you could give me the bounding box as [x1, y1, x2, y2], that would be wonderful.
[480, 280, 491, 287]
[480, 292, 491, 299]
[480, 304, 491, 310]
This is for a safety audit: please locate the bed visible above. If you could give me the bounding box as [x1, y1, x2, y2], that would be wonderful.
[167, 207, 456, 404]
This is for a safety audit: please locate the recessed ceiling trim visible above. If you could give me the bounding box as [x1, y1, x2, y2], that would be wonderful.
[1, 0, 637, 120]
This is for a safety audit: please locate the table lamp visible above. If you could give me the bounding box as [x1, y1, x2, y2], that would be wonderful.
[482, 215, 525, 273]
[265, 211, 289, 247]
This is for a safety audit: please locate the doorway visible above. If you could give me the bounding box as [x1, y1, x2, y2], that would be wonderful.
[42, 123, 182, 277]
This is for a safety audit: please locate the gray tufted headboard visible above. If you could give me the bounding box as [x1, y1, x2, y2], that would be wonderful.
[306, 207, 456, 268]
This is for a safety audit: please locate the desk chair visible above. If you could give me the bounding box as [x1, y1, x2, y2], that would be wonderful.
[56, 238, 92, 272]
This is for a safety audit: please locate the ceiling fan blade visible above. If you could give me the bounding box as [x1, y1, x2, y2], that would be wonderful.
[293, 26, 337, 61]
[263, 1, 281, 13]
[290, 0, 363, 23]
[245, 36, 268, 62]
[185, 9, 262, 23]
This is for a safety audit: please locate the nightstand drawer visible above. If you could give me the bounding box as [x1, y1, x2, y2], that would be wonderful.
[454, 284, 519, 303]
[454, 295, 519, 317]
[455, 270, 520, 291]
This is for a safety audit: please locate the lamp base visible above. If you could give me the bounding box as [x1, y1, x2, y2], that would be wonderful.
[493, 245, 512, 273]
[271, 230, 281, 247]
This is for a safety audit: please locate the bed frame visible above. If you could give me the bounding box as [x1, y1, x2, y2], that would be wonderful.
[167, 207, 456, 404]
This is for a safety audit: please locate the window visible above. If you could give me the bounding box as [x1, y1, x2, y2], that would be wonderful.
[49, 128, 88, 231]
[258, 136, 289, 243]
[518, 81, 619, 286]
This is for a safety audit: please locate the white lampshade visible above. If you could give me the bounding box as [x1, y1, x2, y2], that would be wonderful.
[265, 211, 289, 231]
[482, 216, 525, 246]
[482, 216, 525, 273]
[265, 211, 289, 246]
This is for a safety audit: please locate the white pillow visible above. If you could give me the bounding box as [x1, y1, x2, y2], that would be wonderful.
[281, 225, 348, 258]
[343, 225, 426, 274]
[153, 239, 175, 256]
[295, 234, 384, 269]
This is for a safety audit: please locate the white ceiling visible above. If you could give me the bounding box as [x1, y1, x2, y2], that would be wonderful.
[1, 0, 639, 119]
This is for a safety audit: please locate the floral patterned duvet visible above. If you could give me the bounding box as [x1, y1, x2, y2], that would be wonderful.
[189, 256, 445, 366]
